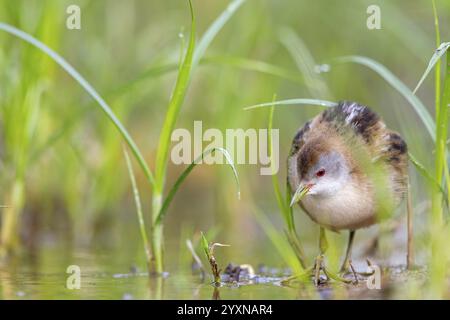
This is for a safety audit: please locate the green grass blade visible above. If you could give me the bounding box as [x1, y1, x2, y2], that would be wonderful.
[192, 0, 246, 68]
[408, 152, 445, 196]
[267, 97, 292, 230]
[30, 106, 89, 162]
[154, 0, 196, 190]
[200, 231, 210, 260]
[123, 147, 152, 265]
[109, 63, 179, 98]
[285, 182, 296, 231]
[279, 28, 331, 98]
[413, 42, 450, 94]
[332, 55, 436, 140]
[267, 96, 306, 267]
[203, 55, 304, 85]
[244, 98, 337, 110]
[268, 103, 288, 222]
[251, 206, 303, 274]
[431, 0, 441, 115]
[113, 55, 305, 95]
[0, 22, 155, 187]
[444, 160, 450, 211]
[154, 0, 244, 190]
[437, 50, 450, 187]
[155, 147, 240, 225]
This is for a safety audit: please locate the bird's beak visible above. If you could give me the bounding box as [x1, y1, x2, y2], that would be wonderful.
[290, 183, 312, 207]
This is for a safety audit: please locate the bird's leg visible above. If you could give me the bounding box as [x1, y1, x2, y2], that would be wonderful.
[313, 227, 352, 285]
[319, 226, 328, 254]
[313, 254, 323, 286]
[406, 179, 415, 269]
[338, 231, 365, 283]
[339, 230, 355, 273]
[312, 227, 328, 286]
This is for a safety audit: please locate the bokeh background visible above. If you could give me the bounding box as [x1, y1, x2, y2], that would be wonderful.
[0, 0, 449, 299]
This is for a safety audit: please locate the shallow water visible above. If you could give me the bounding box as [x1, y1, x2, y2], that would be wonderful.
[0, 245, 428, 300]
[0, 265, 298, 300]
[0, 246, 300, 300]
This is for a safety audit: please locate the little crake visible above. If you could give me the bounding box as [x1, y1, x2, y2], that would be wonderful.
[288, 101, 408, 278]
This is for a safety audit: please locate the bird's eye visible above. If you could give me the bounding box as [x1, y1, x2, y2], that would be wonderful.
[316, 169, 326, 177]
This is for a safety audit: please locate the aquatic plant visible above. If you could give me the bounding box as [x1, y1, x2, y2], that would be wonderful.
[0, 0, 243, 274]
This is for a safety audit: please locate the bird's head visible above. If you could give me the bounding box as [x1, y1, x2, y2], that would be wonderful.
[290, 138, 351, 206]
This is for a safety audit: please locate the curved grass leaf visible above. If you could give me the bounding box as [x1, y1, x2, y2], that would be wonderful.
[408, 152, 445, 197]
[431, 0, 441, 116]
[112, 55, 304, 98]
[28, 0, 247, 160]
[123, 147, 152, 265]
[332, 55, 436, 140]
[435, 48, 450, 214]
[268, 103, 289, 225]
[266, 97, 293, 231]
[193, 0, 246, 68]
[266, 99, 307, 268]
[38, 58, 294, 160]
[0, 22, 155, 187]
[110, 63, 179, 98]
[155, 147, 240, 225]
[280, 28, 331, 98]
[413, 42, 450, 94]
[154, 0, 196, 190]
[251, 206, 304, 274]
[203, 55, 304, 85]
[244, 98, 337, 111]
[154, 0, 245, 190]
[30, 105, 90, 161]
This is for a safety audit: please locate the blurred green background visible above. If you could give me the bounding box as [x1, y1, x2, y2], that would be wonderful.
[0, 0, 448, 299]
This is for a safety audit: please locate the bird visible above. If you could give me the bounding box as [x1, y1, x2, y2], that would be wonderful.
[287, 101, 409, 282]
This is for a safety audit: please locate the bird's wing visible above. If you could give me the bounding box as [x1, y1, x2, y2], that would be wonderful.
[289, 120, 312, 156]
[320, 101, 381, 145]
[379, 130, 409, 196]
[322, 101, 408, 199]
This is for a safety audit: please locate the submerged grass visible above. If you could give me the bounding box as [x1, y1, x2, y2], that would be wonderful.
[123, 147, 152, 269]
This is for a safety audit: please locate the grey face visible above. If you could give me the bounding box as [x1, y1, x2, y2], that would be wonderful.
[301, 151, 350, 196]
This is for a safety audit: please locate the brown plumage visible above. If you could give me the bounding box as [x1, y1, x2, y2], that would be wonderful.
[288, 101, 409, 274]
[288, 101, 408, 232]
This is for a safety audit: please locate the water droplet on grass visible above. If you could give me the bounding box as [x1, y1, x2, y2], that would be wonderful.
[314, 64, 331, 74]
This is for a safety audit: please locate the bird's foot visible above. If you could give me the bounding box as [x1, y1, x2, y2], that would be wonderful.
[314, 254, 353, 286]
[339, 259, 376, 281]
[313, 254, 325, 286]
[281, 256, 356, 287]
[280, 266, 314, 286]
[338, 259, 359, 284]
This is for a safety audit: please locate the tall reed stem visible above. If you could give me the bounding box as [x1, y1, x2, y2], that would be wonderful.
[151, 193, 164, 274]
[429, 0, 447, 297]
[0, 179, 24, 257]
